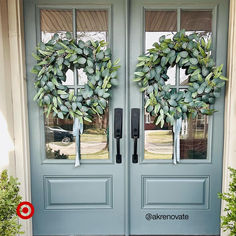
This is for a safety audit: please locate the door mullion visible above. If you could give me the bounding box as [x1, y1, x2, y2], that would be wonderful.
[173, 8, 181, 164]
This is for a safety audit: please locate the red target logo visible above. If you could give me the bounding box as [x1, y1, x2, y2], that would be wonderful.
[16, 201, 34, 219]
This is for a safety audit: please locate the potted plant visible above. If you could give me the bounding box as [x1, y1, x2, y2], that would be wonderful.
[219, 167, 236, 236]
[0, 170, 23, 235]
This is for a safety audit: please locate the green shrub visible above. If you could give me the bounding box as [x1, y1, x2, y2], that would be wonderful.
[219, 167, 236, 236]
[0, 170, 23, 235]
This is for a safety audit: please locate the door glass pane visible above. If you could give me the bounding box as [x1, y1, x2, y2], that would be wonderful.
[145, 10, 177, 86]
[44, 110, 109, 160]
[42, 8, 109, 160]
[40, 9, 73, 43]
[181, 10, 212, 33]
[45, 115, 75, 159]
[180, 115, 208, 160]
[179, 10, 212, 160]
[144, 10, 176, 160]
[81, 110, 109, 159]
[145, 115, 173, 160]
[77, 10, 108, 41]
[76, 9, 109, 160]
[180, 68, 189, 86]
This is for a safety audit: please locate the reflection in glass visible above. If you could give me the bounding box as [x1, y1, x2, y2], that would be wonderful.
[40, 9, 73, 43]
[81, 109, 109, 159]
[44, 110, 109, 160]
[77, 10, 108, 42]
[180, 68, 189, 86]
[180, 115, 208, 159]
[78, 69, 88, 85]
[62, 69, 74, 86]
[45, 114, 75, 159]
[181, 10, 212, 32]
[144, 115, 173, 160]
[145, 10, 177, 85]
[181, 10, 212, 41]
[167, 66, 176, 86]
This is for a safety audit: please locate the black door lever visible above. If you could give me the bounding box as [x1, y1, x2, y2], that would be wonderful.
[131, 108, 140, 163]
[114, 108, 123, 163]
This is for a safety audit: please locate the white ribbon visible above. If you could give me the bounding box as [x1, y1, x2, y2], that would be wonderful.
[73, 118, 83, 167]
[173, 118, 182, 165]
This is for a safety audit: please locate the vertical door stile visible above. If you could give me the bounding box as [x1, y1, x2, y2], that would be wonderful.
[125, 1, 130, 235]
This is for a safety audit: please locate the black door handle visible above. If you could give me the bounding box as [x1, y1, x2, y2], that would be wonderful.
[114, 108, 123, 163]
[131, 108, 140, 163]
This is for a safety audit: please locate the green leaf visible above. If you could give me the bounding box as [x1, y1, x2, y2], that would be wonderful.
[147, 85, 153, 94]
[161, 57, 168, 67]
[60, 105, 69, 112]
[114, 58, 120, 65]
[58, 112, 64, 119]
[159, 35, 165, 43]
[84, 116, 92, 122]
[197, 86, 205, 94]
[145, 99, 151, 109]
[96, 105, 103, 114]
[32, 53, 41, 60]
[110, 78, 118, 86]
[86, 67, 94, 74]
[146, 105, 153, 113]
[136, 61, 145, 67]
[72, 102, 77, 111]
[57, 90, 67, 95]
[176, 54, 181, 63]
[77, 57, 86, 64]
[179, 51, 188, 58]
[189, 58, 198, 65]
[65, 32, 72, 39]
[168, 99, 177, 107]
[96, 52, 104, 60]
[111, 71, 118, 78]
[46, 104, 52, 117]
[103, 93, 110, 98]
[206, 38, 212, 50]
[44, 95, 50, 105]
[205, 85, 212, 93]
[134, 71, 144, 77]
[155, 115, 163, 126]
[213, 92, 221, 98]
[220, 75, 228, 81]
[154, 104, 161, 114]
[57, 57, 64, 65]
[69, 91, 74, 101]
[69, 54, 77, 62]
[140, 87, 147, 92]
[138, 56, 147, 61]
[163, 47, 171, 54]
[38, 67, 46, 77]
[133, 77, 142, 82]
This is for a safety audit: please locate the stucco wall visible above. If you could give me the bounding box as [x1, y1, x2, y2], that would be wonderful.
[0, 0, 15, 175]
[221, 0, 236, 235]
[0, 0, 32, 235]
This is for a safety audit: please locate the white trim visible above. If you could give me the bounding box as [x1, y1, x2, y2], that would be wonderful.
[7, 0, 32, 235]
[221, 0, 236, 235]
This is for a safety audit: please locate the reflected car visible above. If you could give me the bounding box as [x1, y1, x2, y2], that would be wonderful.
[45, 126, 73, 143]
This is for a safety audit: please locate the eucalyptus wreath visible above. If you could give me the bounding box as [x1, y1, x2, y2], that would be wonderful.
[134, 30, 227, 127]
[31, 33, 120, 123]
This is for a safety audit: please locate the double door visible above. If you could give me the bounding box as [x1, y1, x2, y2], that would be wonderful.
[24, 0, 228, 235]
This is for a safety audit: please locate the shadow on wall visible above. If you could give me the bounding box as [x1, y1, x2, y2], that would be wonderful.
[0, 111, 14, 171]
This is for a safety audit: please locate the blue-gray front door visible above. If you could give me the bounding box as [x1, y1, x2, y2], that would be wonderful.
[129, 1, 228, 235]
[24, 0, 228, 235]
